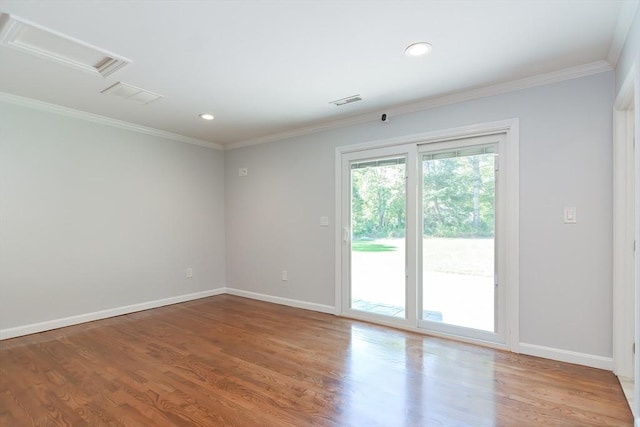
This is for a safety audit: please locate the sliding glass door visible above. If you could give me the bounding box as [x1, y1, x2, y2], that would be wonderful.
[420, 143, 497, 333]
[347, 152, 407, 318]
[340, 133, 508, 344]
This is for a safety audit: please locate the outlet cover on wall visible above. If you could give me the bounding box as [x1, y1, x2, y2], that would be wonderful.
[281, 270, 288, 281]
[186, 267, 193, 278]
[239, 168, 248, 177]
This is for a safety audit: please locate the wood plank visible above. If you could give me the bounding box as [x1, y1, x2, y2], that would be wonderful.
[0, 295, 633, 426]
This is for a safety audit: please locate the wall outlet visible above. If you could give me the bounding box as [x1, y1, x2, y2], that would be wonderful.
[186, 268, 193, 278]
[239, 168, 248, 177]
[281, 270, 288, 281]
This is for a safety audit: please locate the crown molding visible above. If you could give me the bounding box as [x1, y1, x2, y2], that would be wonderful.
[1, 58, 614, 153]
[225, 60, 613, 150]
[386, 60, 613, 117]
[0, 92, 223, 150]
[226, 113, 375, 150]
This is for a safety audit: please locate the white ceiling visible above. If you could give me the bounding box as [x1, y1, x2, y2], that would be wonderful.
[0, 0, 637, 147]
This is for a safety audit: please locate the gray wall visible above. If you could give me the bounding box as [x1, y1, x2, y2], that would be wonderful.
[0, 70, 618, 361]
[0, 102, 226, 329]
[225, 71, 615, 358]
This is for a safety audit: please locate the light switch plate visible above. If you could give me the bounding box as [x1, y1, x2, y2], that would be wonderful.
[564, 207, 577, 224]
[320, 216, 329, 226]
[238, 168, 248, 177]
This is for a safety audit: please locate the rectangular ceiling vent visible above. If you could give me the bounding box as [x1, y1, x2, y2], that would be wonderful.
[0, 13, 130, 77]
[101, 82, 163, 105]
[94, 57, 129, 78]
[330, 94, 362, 106]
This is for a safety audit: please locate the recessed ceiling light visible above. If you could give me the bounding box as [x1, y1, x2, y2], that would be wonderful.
[199, 113, 214, 120]
[405, 42, 432, 57]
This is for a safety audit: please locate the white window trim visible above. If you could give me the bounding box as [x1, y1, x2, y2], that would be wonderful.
[417, 134, 506, 345]
[339, 145, 417, 331]
[334, 118, 520, 351]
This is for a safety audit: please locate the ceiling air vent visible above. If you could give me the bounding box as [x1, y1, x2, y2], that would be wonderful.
[94, 57, 128, 78]
[330, 94, 362, 106]
[101, 82, 163, 105]
[0, 13, 130, 77]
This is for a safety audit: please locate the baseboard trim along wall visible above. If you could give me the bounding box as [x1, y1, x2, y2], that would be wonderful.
[224, 287, 335, 314]
[0, 288, 615, 374]
[0, 288, 226, 340]
[518, 342, 613, 370]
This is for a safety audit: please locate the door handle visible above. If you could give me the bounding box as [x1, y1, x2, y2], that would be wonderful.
[343, 227, 350, 243]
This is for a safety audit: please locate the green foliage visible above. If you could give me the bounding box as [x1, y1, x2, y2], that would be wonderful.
[350, 152, 495, 240]
[351, 163, 406, 240]
[422, 154, 495, 238]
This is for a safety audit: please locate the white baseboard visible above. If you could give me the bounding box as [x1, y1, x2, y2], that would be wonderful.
[0, 288, 225, 340]
[519, 342, 613, 370]
[0, 289, 619, 375]
[224, 287, 335, 314]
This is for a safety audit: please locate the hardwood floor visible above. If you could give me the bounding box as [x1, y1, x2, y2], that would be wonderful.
[0, 295, 633, 426]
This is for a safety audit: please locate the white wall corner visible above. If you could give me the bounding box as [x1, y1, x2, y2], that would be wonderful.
[518, 343, 613, 371]
[607, 0, 640, 66]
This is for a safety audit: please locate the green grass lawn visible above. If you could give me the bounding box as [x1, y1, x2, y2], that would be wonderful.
[352, 237, 493, 276]
[352, 241, 397, 252]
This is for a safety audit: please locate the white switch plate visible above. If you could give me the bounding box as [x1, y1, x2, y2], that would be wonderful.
[320, 216, 329, 226]
[564, 207, 577, 224]
[186, 267, 193, 278]
[239, 168, 248, 177]
[281, 270, 288, 281]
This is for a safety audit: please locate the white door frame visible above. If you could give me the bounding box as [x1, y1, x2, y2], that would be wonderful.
[416, 134, 507, 345]
[334, 118, 520, 350]
[612, 62, 639, 422]
[635, 63, 640, 427]
[339, 144, 417, 330]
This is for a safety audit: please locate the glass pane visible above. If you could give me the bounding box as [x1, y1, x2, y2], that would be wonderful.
[350, 157, 406, 318]
[421, 149, 495, 331]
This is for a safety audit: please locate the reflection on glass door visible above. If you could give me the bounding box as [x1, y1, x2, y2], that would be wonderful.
[421, 145, 496, 331]
[350, 156, 406, 318]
